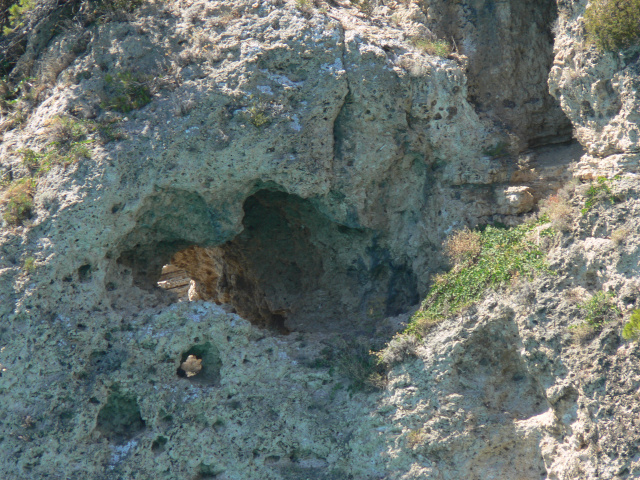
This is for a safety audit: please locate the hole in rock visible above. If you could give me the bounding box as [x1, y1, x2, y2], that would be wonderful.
[123, 189, 419, 334]
[177, 342, 222, 385]
[95, 389, 145, 444]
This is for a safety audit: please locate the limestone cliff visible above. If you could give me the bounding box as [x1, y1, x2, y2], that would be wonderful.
[0, 0, 638, 479]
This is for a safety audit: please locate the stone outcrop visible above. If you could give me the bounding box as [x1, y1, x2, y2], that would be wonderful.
[0, 0, 639, 479]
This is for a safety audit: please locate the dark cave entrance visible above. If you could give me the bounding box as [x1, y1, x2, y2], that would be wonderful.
[121, 189, 419, 334]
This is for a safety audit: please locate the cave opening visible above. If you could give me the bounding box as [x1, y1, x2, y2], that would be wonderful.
[126, 189, 418, 334]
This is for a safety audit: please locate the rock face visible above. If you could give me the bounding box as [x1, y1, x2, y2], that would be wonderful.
[0, 0, 639, 479]
[418, 0, 574, 147]
[549, 0, 640, 159]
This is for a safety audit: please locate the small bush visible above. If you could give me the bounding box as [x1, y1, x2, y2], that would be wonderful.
[406, 428, 426, 448]
[570, 291, 620, 344]
[584, 0, 640, 51]
[622, 309, 640, 341]
[335, 339, 386, 392]
[444, 227, 481, 266]
[18, 116, 94, 174]
[611, 227, 631, 245]
[2, 177, 35, 225]
[581, 176, 615, 215]
[411, 38, 452, 57]
[23, 256, 35, 272]
[350, 0, 373, 15]
[540, 194, 574, 232]
[374, 333, 419, 366]
[3, 0, 36, 35]
[245, 104, 271, 128]
[102, 71, 152, 113]
[578, 291, 620, 329]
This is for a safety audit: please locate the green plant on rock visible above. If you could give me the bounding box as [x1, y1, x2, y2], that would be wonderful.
[482, 141, 509, 158]
[406, 220, 550, 337]
[581, 176, 616, 215]
[622, 309, 640, 341]
[18, 116, 94, 174]
[335, 339, 386, 392]
[101, 71, 152, 113]
[245, 104, 271, 128]
[23, 256, 35, 273]
[2, 177, 35, 225]
[577, 291, 621, 329]
[411, 37, 452, 58]
[584, 0, 640, 51]
[3, 0, 36, 35]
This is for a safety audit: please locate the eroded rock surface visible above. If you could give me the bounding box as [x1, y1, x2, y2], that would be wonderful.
[0, 0, 639, 479]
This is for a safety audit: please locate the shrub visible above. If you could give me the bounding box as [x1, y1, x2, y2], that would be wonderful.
[23, 256, 35, 272]
[101, 71, 152, 113]
[2, 177, 35, 225]
[3, 0, 36, 35]
[570, 291, 621, 344]
[406, 428, 425, 448]
[444, 227, 481, 266]
[335, 339, 386, 391]
[581, 176, 615, 215]
[411, 38, 452, 58]
[406, 221, 549, 336]
[18, 116, 94, 174]
[622, 309, 640, 341]
[351, 0, 373, 15]
[578, 291, 620, 329]
[584, 0, 640, 51]
[611, 227, 631, 245]
[540, 194, 574, 232]
[374, 333, 419, 366]
[245, 104, 271, 128]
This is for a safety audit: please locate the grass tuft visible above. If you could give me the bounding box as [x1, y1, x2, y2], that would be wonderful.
[102, 71, 152, 113]
[2, 177, 35, 225]
[581, 176, 615, 215]
[411, 38, 452, 57]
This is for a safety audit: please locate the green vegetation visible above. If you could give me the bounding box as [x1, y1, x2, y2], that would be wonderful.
[102, 71, 152, 113]
[3, 0, 36, 35]
[482, 141, 509, 158]
[245, 105, 271, 128]
[622, 309, 640, 341]
[406, 428, 426, 448]
[3, 0, 146, 35]
[411, 38, 452, 58]
[93, 0, 145, 15]
[584, 0, 640, 51]
[295, 0, 313, 11]
[570, 291, 621, 344]
[2, 177, 35, 225]
[581, 176, 616, 215]
[573, 291, 621, 331]
[310, 340, 386, 391]
[1, 115, 112, 226]
[335, 340, 386, 391]
[23, 256, 35, 272]
[407, 221, 549, 336]
[18, 116, 95, 175]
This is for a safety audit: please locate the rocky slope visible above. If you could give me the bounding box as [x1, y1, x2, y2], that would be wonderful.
[0, 0, 639, 479]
